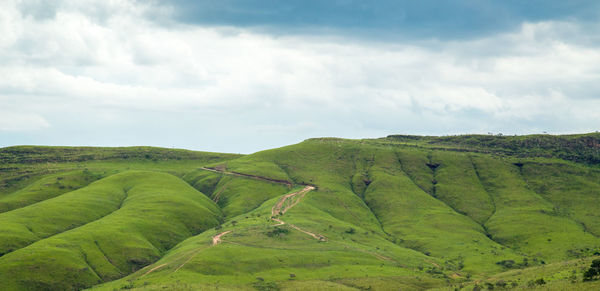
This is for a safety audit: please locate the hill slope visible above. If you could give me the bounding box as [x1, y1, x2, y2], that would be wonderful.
[0, 137, 599, 290]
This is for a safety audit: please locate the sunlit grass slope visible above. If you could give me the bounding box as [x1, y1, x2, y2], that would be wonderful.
[91, 186, 442, 291]
[0, 169, 103, 213]
[0, 146, 241, 195]
[472, 156, 599, 262]
[363, 150, 523, 275]
[0, 171, 222, 291]
[184, 169, 291, 219]
[522, 162, 600, 237]
[0, 171, 135, 257]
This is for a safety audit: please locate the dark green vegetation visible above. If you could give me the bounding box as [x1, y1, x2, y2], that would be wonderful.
[584, 259, 600, 282]
[386, 133, 600, 165]
[0, 133, 599, 290]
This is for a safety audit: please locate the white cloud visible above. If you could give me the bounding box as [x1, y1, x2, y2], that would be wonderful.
[1, 1, 599, 151]
[0, 111, 50, 131]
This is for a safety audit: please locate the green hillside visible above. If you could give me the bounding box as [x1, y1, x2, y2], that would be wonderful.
[1, 136, 599, 290]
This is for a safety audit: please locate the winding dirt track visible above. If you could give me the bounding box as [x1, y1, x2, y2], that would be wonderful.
[212, 230, 232, 245]
[139, 168, 388, 276]
[200, 167, 325, 241]
[170, 230, 232, 273]
[271, 186, 315, 216]
[140, 263, 167, 277]
[200, 167, 324, 241]
[270, 185, 326, 241]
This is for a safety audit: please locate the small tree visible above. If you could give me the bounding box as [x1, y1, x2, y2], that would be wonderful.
[583, 259, 600, 281]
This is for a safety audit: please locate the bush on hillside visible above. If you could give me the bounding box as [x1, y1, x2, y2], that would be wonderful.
[266, 227, 289, 238]
[495, 280, 506, 288]
[583, 259, 600, 281]
[495, 260, 515, 269]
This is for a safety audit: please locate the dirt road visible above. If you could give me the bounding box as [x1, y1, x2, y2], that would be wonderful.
[200, 167, 293, 187]
[271, 185, 315, 216]
[201, 167, 325, 241]
[270, 186, 326, 241]
[212, 230, 232, 245]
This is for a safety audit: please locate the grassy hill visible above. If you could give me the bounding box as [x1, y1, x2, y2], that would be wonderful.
[0, 136, 599, 290]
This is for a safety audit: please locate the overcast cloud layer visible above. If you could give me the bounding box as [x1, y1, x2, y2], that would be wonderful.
[1, 0, 600, 153]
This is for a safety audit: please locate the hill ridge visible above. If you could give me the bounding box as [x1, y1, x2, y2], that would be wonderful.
[0, 135, 599, 290]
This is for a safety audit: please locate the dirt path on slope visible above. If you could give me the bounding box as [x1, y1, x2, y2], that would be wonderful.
[212, 180, 231, 203]
[141, 230, 234, 276]
[270, 186, 326, 241]
[200, 167, 293, 188]
[271, 186, 315, 216]
[168, 174, 324, 274]
[201, 167, 323, 240]
[140, 263, 168, 277]
[171, 230, 232, 273]
[212, 230, 232, 245]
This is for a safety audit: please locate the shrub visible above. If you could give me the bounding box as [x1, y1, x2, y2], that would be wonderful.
[266, 227, 289, 237]
[583, 259, 600, 281]
[495, 260, 515, 268]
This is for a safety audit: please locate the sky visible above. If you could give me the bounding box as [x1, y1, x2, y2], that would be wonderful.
[1, 1, 600, 154]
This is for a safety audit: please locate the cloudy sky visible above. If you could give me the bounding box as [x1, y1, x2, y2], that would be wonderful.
[1, 0, 599, 153]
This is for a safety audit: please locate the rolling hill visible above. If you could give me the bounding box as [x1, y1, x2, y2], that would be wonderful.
[1, 134, 599, 290]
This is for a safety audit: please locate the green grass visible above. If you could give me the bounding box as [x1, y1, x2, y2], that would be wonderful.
[363, 149, 523, 275]
[432, 255, 600, 291]
[0, 146, 241, 195]
[91, 186, 441, 290]
[472, 155, 600, 262]
[430, 151, 495, 225]
[184, 169, 291, 219]
[1, 135, 600, 290]
[0, 171, 222, 291]
[0, 169, 103, 213]
[522, 161, 600, 237]
[0, 171, 139, 256]
[384, 132, 600, 165]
